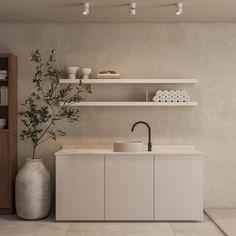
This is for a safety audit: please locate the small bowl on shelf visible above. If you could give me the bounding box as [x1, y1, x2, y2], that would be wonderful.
[65, 66, 80, 79]
[0, 118, 7, 129]
[81, 67, 92, 79]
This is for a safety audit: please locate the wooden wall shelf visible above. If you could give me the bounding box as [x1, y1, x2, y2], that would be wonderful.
[60, 78, 198, 84]
[59, 78, 198, 107]
[62, 101, 198, 107]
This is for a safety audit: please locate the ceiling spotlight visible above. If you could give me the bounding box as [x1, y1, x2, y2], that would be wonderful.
[82, 2, 89, 16]
[130, 2, 136, 15]
[176, 2, 183, 16]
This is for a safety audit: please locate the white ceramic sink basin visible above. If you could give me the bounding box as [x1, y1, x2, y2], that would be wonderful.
[113, 141, 144, 152]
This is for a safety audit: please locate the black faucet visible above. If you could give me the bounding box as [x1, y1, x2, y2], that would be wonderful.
[131, 121, 152, 152]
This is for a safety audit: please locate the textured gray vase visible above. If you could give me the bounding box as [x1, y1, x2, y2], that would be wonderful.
[15, 158, 51, 220]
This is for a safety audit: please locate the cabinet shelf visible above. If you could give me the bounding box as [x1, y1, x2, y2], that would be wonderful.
[0, 129, 9, 133]
[62, 101, 198, 107]
[60, 78, 198, 84]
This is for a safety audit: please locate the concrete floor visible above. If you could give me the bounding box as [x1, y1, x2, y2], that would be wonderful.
[0, 214, 225, 236]
[205, 208, 236, 236]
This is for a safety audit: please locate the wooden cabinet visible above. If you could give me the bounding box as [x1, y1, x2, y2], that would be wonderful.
[105, 155, 154, 220]
[155, 155, 203, 221]
[56, 155, 104, 221]
[0, 54, 17, 214]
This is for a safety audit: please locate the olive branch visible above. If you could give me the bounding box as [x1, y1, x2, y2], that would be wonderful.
[19, 49, 91, 158]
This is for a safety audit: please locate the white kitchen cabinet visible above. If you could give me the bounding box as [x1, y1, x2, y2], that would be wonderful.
[55, 146, 203, 221]
[56, 155, 104, 221]
[155, 155, 203, 221]
[105, 154, 154, 220]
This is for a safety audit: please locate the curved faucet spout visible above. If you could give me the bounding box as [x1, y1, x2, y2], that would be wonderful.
[131, 121, 152, 152]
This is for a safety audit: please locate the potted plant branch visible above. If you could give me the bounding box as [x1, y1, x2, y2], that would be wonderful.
[16, 49, 91, 220]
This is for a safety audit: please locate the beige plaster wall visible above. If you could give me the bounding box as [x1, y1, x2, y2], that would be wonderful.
[0, 23, 235, 208]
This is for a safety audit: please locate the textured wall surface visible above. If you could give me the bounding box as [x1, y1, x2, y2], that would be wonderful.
[0, 23, 235, 208]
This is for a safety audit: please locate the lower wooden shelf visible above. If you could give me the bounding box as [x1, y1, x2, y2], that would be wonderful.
[62, 101, 198, 107]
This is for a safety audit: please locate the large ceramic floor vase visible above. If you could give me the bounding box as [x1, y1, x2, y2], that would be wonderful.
[15, 158, 51, 219]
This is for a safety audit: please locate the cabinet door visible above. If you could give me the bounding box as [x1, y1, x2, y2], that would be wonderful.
[105, 155, 154, 220]
[0, 133, 9, 209]
[56, 155, 104, 221]
[155, 155, 203, 221]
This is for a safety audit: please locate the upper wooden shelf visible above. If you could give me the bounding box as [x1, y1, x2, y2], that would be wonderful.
[59, 79, 198, 84]
[62, 101, 198, 107]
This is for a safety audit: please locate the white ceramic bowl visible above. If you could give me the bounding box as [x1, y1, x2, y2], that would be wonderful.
[0, 119, 7, 128]
[66, 66, 79, 75]
[81, 67, 92, 75]
[81, 67, 92, 79]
